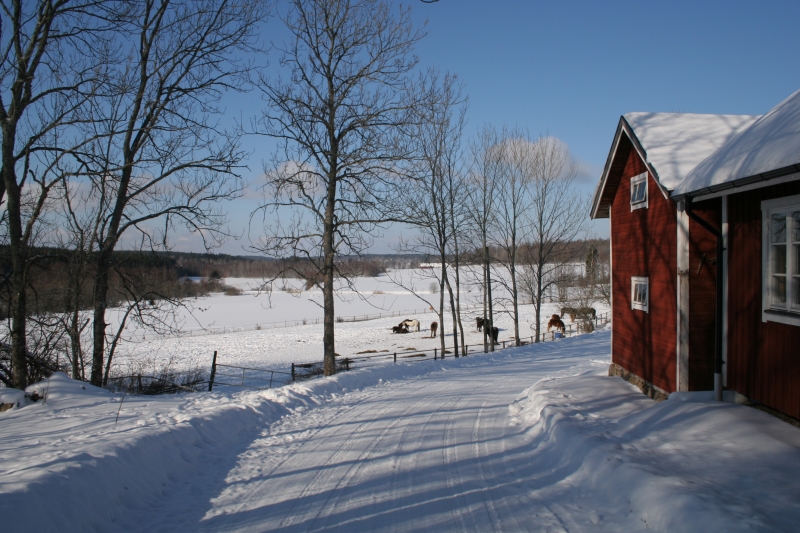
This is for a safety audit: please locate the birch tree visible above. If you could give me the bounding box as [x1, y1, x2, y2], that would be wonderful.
[489, 131, 536, 347]
[253, 0, 424, 376]
[396, 70, 466, 356]
[517, 136, 589, 342]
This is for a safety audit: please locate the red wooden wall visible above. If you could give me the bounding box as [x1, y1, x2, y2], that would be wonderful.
[727, 181, 800, 419]
[688, 199, 719, 391]
[610, 143, 677, 393]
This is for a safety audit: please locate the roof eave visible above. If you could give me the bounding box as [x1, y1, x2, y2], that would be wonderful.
[672, 163, 800, 201]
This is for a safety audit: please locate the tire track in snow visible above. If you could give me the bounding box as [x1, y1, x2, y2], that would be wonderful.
[310, 379, 463, 531]
[442, 391, 470, 532]
[275, 379, 435, 530]
[471, 375, 514, 533]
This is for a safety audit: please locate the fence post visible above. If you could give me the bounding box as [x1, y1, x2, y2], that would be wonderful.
[291, 363, 296, 382]
[345, 358, 350, 371]
[208, 351, 218, 392]
[394, 352, 397, 363]
[434, 348, 437, 360]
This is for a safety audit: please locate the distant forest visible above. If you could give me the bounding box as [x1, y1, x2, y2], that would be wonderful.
[0, 240, 607, 319]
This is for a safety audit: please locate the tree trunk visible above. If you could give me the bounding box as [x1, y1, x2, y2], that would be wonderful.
[438, 264, 446, 356]
[444, 269, 459, 358]
[322, 169, 337, 376]
[90, 254, 111, 386]
[487, 247, 495, 351]
[533, 259, 544, 343]
[69, 309, 83, 379]
[510, 259, 521, 346]
[483, 244, 488, 353]
[4, 120, 29, 389]
[9, 263, 28, 389]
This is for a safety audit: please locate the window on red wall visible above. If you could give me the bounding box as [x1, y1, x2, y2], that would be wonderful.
[762, 195, 800, 326]
[631, 276, 648, 312]
[630, 172, 648, 211]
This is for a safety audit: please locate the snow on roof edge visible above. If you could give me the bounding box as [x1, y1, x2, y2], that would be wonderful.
[676, 88, 800, 196]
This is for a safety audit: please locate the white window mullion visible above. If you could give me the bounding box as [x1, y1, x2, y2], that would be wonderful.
[792, 210, 800, 309]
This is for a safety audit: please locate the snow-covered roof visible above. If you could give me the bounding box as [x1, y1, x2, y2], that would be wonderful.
[624, 112, 759, 190]
[675, 89, 800, 197]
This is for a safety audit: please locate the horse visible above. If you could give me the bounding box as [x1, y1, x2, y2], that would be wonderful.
[401, 319, 420, 332]
[489, 326, 499, 343]
[392, 324, 410, 334]
[430, 321, 438, 338]
[476, 317, 488, 331]
[560, 307, 596, 322]
[547, 314, 566, 333]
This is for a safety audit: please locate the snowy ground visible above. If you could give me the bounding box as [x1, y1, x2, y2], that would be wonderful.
[3, 328, 800, 532]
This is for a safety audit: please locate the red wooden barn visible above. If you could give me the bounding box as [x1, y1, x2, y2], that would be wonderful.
[592, 89, 800, 419]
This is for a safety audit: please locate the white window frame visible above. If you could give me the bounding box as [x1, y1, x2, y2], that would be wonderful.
[631, 276, 649, 312]
[630, 172, 648, 211]
[762, 195, 800, 326]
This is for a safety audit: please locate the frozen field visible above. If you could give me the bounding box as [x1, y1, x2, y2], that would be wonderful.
[111, 269, 607, 378]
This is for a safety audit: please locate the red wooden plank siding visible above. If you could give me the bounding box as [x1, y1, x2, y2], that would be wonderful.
[688, 199, 719, 391]
[727, 181, 800, 419]
[611, 146, 677, 393]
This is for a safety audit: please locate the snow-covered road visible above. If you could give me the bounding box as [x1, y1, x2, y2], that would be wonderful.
[5, 329, 800, 532]
[111, 335, 608, 533]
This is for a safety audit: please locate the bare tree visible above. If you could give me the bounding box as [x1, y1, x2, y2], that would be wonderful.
[465, 125, 502, 352]
[396, 70, 467, 355]
[0, 0, 118, 388]
[253, 0, 424, 376]
[517, 136, 590, 342]
[77, 0, 268, 386]
[489, 129, 537, 347]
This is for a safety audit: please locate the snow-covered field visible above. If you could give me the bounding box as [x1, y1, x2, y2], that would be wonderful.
[3, 327, 800, 532]
[111, 269, 603, 378]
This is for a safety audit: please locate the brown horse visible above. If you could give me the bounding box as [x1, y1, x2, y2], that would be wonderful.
[430, 321, 438, 338]
[392, 324, 410, 334]
[547, 314, 566, 333]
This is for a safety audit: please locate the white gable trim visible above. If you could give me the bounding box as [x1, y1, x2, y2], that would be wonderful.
[591, 117, 672, 220]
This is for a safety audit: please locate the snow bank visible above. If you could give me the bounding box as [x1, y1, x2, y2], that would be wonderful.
[1, 353, 511, 531]
[510, 372, 800, 532]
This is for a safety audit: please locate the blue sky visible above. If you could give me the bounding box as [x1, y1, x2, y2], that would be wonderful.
[178, 0, 800, 255]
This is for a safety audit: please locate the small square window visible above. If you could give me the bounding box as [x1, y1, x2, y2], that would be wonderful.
[630, 172, 648, 211]
[631, 276, 648, 312]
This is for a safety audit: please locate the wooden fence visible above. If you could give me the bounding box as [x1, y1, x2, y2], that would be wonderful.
[206, 313, 611, 391]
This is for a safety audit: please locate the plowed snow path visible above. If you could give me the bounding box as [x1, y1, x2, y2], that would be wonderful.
[114, 338, 607, 533]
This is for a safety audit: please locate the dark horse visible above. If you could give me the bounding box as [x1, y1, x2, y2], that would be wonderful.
[430, 321, 438, 338]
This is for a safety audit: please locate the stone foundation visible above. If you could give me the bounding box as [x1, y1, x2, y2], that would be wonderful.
[608, 363, 669, 402]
